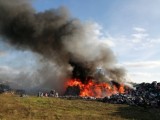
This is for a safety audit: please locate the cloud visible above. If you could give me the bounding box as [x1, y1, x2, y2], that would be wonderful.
[121, 61, 160, 68]
[133, 27, 146, 32]
[132, 33, 148, 43]
[110, 27, 160, 57]
[128, 72, 160, 83]
[107, 27, 160, 83]
[85, 22, 115, 47]
[131, 27, 149, 43]
[119, 60, 160, 83]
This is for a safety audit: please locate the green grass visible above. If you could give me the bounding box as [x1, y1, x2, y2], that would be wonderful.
[0, 93, 160, 120]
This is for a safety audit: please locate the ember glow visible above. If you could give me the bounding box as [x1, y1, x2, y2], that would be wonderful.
[65, 79, 125, 98]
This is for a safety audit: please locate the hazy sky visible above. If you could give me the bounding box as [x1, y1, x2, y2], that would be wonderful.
[0, 0, 160, 83]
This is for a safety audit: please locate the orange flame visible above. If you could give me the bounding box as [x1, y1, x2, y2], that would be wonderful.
[65, 79, 125, 98]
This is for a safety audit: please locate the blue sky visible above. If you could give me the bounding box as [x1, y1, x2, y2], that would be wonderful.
[0, 0, 160, 83]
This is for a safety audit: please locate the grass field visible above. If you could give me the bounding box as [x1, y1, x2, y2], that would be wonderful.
[0, 93, 160, 120]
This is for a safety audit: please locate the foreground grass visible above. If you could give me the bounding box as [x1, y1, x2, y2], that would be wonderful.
[0, 93, 160, 120]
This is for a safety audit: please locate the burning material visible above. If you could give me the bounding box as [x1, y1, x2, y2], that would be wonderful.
[65, 79, 125, 97]
[62, 81, 160, 108]
[0, 0, 126, 92]
[64, 62, 125, 97]
[102, 81, 160, 108]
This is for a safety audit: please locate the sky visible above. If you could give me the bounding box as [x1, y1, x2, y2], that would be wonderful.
[0, 0, 160, 83]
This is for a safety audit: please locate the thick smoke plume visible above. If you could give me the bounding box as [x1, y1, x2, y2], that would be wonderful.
[0, 0, 126, 93]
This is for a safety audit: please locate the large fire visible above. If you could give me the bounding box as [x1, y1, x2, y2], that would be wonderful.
[65, 79, 125, 98]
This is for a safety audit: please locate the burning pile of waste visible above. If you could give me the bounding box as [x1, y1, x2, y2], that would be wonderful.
[0, 0, 127, 94]
[0, 1, 159, 109]
[102, 81, 160, 108]
[65, 79, 125, 97]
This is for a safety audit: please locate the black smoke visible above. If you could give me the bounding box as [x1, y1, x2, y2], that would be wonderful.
[0, 0, 126, 93]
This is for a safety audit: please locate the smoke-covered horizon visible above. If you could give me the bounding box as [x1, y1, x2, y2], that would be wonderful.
[0, 0, 126, 93]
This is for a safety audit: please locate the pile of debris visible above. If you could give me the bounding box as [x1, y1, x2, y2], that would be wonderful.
[102, 81, 160, 108]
